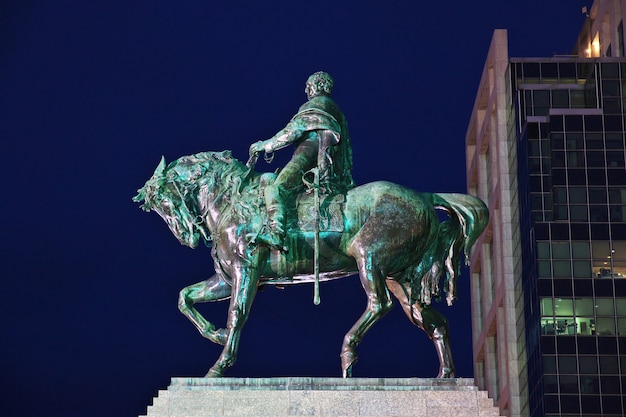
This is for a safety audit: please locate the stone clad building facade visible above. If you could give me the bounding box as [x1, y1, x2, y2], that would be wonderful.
[466, 1, 626, 416]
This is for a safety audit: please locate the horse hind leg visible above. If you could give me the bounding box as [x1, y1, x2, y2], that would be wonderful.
[430, 319, 455, 378]
[386, 280, 455, 378]
[340, 255, 394, 377]
[419, 306, 456, 378]
[178, 273, 232, 346]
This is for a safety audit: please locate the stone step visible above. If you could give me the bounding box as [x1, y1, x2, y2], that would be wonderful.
[140, 390, 170, 417]
[140, 377, 504, 417]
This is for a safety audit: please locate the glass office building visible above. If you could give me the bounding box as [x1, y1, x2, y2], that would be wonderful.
[466, 2, 626, 416]
[516, 58, 626, 417]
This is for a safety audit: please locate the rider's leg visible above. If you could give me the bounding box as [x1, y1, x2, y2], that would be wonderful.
[261, 184, 286, 249]
[260, 138, 318, 250]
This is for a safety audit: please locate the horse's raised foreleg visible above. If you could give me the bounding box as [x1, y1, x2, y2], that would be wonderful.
[386, 280, 455, 378]
[178, 273, 232, 345]
[205, 261, 261, 377]
[340, 255, 394, 377]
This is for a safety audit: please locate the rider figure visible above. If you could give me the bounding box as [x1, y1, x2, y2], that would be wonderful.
[249, 71, 354, 251]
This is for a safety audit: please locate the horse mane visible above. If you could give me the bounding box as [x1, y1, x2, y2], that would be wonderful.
[136, 150, 262, 246]
[175, 150, 265, 230]
[167, 150, 246, 185]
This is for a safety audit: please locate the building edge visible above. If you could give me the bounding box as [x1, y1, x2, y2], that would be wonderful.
[465, 29, 530, 417]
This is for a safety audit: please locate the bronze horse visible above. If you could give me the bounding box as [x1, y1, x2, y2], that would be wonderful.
[134, 150, 488, 378]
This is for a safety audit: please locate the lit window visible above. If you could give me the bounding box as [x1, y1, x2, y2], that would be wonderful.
[591, 241, 626, 278]
[539, 297, 624, 336]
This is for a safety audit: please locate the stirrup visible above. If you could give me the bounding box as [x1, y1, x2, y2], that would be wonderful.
[254, 228, 288, 252]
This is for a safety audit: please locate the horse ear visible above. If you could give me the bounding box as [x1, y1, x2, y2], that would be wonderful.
[154, 156, 167, 177]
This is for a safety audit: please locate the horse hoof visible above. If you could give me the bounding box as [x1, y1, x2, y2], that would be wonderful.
[205, 367, 223, 378]
[437, 367, 455, 378]
[340, 350, 358, 377]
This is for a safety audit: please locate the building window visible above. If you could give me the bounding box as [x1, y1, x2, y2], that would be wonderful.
[592, 241, 626, 278]
[540, 297, 626, 336]
[536, 241, 626, 279]
[578, 356, 598, 374]
[551, 89, 569, 108]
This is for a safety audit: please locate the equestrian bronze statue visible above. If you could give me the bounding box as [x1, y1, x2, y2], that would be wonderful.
[134, 72, 488, 379]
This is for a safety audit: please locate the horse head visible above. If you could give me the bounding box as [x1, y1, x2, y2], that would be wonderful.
[134, 151, 241, 248]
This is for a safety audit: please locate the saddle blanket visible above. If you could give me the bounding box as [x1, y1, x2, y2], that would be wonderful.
[296, 193, 345, 232]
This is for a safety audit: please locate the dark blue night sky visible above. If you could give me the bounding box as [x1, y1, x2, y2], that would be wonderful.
[1, 2, 586, 416]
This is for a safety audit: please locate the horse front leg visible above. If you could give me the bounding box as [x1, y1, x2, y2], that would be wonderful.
[340, 255, 394, 377]
[386, 280, 455, 378]
[205, 257, 262, 377]
[178, 273, 231, 345]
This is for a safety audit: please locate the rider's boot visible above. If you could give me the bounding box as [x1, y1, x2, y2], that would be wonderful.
[267, 205, 288, 250]
[257, 185, 288, 252]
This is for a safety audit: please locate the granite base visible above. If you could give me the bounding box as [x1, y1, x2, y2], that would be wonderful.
[141, 377, 502, 417]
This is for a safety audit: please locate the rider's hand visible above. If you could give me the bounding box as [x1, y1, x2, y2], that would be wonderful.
[249, 141, 264, 157]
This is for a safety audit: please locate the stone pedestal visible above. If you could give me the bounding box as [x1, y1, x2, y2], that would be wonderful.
[141, 377, 502, 417]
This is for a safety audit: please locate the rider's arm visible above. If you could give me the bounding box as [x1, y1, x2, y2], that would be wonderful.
[250, 119, 307, 155]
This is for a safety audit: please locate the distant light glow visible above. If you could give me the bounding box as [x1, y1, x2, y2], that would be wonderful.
[592, 33, 600, 57]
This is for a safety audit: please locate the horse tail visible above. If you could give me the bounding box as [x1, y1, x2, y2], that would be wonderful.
[432, 193, 489, 305]
[433, 193, 489, 260]
[402, 192, 488, 307]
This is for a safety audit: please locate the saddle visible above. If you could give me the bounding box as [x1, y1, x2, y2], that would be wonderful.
[257, 172, 346, 235]
[256, 173, 346, 280]
[296, 192, 345, 233]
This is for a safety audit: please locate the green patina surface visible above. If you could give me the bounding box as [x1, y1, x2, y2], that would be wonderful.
[134, 72, 489, 382]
